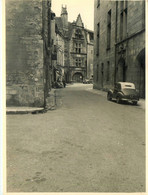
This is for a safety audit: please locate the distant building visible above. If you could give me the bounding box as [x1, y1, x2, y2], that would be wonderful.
[93, 0, 145, 97]
[55, 6, 94, 83]
[52, 19, 65, 84]
[6, 0, 53, 107]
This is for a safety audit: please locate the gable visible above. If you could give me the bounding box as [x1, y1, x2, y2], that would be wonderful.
[76, 14, 84, 27]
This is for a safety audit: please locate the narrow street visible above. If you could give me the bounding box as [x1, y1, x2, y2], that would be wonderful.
[7, 84, 145, 192]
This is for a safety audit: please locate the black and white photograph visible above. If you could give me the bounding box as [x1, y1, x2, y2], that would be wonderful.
[4, 0, 146, 193]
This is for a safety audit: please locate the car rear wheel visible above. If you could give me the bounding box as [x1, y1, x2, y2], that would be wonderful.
[116, 96, 121, 104]
[107, 93, 112, 101]
[132, 101, 137, 105]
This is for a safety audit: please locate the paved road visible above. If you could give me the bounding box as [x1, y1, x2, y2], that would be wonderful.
[7, 84, 145, 192]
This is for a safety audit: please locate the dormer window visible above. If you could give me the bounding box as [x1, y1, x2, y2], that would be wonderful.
[75, 29, 83, 39]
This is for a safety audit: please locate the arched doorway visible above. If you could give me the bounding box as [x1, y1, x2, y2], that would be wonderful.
[118, 58, 127, 82]
[137, 48, 145, 98]
[72, 72, 83, 83]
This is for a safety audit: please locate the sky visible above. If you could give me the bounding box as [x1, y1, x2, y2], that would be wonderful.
[52, 0, 94, 30]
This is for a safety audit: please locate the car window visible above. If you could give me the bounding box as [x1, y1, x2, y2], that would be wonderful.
[125, 85, 132, 87]
[122, 84, 135, 89]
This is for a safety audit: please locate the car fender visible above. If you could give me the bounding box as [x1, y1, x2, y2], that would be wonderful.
[108, 89, 113, 95]
[116, 92, 124, 98]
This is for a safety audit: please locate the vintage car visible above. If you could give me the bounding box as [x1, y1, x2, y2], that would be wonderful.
[107, 82, 139, 105]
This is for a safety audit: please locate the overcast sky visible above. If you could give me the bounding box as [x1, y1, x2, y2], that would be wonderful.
[52, 0, 94, 30]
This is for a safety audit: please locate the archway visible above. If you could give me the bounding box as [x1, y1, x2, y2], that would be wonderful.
[72, 72, 83, 83]
[118, 58, 127, 82]
[137, 48, 145, 98]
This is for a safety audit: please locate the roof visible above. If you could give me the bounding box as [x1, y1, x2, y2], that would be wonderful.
[55, 17, 63, 30]
[67, 22, 74, 38]
[118, 82, 135, 89]
[75, 14, 84, 27]
[55, 15, 94, 40]
[85, 28, 94, 33]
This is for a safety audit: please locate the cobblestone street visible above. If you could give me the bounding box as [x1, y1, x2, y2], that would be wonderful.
[6, 84, 145, 192]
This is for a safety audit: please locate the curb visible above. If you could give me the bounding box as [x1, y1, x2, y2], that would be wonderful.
[6, 89, 58, 114]
[6, 107, 45, 114]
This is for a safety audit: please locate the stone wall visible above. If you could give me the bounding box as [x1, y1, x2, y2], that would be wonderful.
[6, 0, 49, 106]
[56, 33, 64, 67]
[87, 43, 93, 79]
[93, 0, 145, 97]
[93, 0, 116, 90]
[116, 0, 145, 97]
[116, 1, 145, 42]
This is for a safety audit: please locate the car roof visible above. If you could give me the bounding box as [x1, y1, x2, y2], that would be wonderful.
[117, 82, 134, 85]
[117, 82, 135, 89]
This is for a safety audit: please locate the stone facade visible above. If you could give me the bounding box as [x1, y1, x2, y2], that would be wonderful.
[49, 20, 65, 85]
[55, 6, 94, 83]
[6, 0, 53, 106]
[86, 30, 94, 79]
[93, 0, 145, 97]
[55, 31, 65, 82]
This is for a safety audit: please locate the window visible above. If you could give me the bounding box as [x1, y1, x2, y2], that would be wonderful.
[75, 29, 83, 39]
[124, 5, 127, 38]
[96, 23, 100, 55]
[120, 0, 128, 40]
[78, 43, 81, 53]
[120, 12, 123, 40]
[97, 0, 100, 7]
[124, 0, 127, 10]
[90, 32, 94, 41]
[96, 64, 99, 81]
[107, 10, 111, 49]
[120, 1, 124, 12]
[101, 63, 104, 74]
[75, 58, 82, 67]
[106, 61, 110, 82]
[75, 43, 82, 53]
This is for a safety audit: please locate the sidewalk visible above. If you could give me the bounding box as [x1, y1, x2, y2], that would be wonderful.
[6, 107, 45, 114]
[86, 87, 145, 110]
[6, 89, 57, 114]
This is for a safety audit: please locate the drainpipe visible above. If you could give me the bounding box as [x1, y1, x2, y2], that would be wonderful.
[114, 1, 118, 84]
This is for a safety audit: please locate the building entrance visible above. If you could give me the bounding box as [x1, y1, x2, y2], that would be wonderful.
[72, 72, 83, 83]
[118, 58, 127, 82]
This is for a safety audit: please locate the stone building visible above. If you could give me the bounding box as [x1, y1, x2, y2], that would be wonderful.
[93, 0, 145, 97]
[6, 0, 54, 107]
[51, 18, 65, 83]
[55, 6, 94, 83]
[86, 29, 94, 79]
